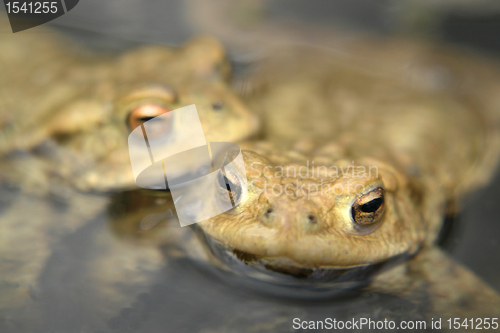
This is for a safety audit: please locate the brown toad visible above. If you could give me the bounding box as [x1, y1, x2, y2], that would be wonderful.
[0, 18, 258, 326]
[0, 18, 258, 194]
[180, 46, 500, 319]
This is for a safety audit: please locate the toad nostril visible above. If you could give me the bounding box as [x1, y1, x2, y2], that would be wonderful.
[261, 206, 276, 227]
[299, 213, 323, 234]
[212, 101, 224, 111]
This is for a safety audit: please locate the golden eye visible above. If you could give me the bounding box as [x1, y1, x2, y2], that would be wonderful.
[351, 187, 385, 226]
[127, 104, 172, 136]
[216, 169, 242, 206]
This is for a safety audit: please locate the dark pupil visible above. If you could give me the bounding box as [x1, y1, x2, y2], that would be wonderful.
[217, 173, 241, 199]
[359, 197, 383, 213]
[218, 173, 231, 191]
[140, 116, 155, 123]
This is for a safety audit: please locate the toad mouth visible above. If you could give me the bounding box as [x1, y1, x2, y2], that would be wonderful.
[192, 225, 413, 288]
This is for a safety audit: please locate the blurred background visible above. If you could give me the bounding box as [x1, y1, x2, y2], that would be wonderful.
[40, 0, 500, 56]
[33, 0, 500, 290]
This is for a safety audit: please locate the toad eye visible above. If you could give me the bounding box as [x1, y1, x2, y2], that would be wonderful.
[127, 105, 172, 137]
[351, 187, 385, 226]
[216, 169, 242, 206]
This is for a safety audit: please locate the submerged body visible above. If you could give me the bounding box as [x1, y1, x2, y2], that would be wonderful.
[191, 45, 500, 318]
[0, 20, 499, 329]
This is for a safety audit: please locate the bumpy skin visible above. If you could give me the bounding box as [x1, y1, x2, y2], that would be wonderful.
[0, 19, 258, 193]
[194, 47, 500, 318]
[0, 20, 257, 327]
[198, 145, 424, 269]
[200, 48, 499, 259]
[195, 143, 500, 318]
[2, 16, 500, 325]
